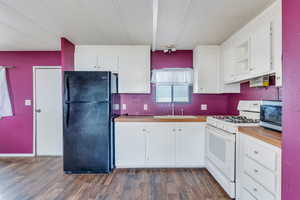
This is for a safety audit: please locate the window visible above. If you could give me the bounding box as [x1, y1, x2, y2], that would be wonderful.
[156, 84, 191, 103]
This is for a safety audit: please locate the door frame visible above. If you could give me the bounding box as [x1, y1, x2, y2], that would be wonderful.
[33, 66, 62, 156]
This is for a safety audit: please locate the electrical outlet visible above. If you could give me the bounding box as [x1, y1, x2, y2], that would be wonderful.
[25, 99, 31, 106]
[201, 104, 207, 110]
[113, 104, 120, 110]
[144, 104, 148, 111]
[122, 104, 127, 110]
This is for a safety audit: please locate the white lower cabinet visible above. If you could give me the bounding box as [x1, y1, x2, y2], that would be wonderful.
[175, 124, 205, 166]
[146, 125, 175, 166]
[115, 123, 146, 167]
[236, 133, 281, 200]
[115, 122, 206, 168]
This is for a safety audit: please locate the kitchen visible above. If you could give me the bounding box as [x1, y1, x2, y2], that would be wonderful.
[0, 0, 297, 199]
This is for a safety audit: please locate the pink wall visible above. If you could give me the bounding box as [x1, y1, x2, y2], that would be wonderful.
[0, 51, 61, 154]
[120, 50, 231, 115]
[282, 1, 300, 199]
[228, 78, 282, 115]
[61, 37, 75, 71]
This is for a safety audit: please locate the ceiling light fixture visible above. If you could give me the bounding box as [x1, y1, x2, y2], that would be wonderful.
[163, 45, 176, 54]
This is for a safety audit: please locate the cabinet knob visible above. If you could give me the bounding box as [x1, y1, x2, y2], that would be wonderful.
[254, 169, 259, 173]
[254, 150, 259, 154]
[178, 128, 182, 132]
[172, 128, 176, 132]
[142, 129, 147, 132]
[253, 188, 258, 192]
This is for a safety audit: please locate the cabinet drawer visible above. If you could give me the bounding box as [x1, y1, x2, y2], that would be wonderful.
[245, 136, 277, 171]
[241, 188, 257, 200]
[243, 174, 275, 200]
[244, 157, 276, 193]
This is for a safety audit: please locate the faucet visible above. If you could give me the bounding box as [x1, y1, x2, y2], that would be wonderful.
[171, 102, 175, 116]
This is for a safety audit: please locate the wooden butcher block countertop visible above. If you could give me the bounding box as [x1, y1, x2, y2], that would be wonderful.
[115, 115, 207, 123]
[238, 126, 282, 148]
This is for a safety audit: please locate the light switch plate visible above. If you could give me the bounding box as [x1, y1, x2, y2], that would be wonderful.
[201, 104, 207, 110]
[144, 104, 148, 111]
[25, 99, 31, 106]
[122, 104, 127, 110]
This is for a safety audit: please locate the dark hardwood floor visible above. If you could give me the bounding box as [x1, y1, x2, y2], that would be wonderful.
[0, 157, 230, 200]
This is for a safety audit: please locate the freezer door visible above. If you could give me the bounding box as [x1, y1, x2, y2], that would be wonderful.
[64, 71, 110, 102]
[63, 102, 111, 173]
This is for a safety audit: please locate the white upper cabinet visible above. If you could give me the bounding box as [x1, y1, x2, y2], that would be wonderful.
[272, 6, 283, 87]
[193, 46, 240, 94]
[221, 0, 282, 85]
[193, 46, 220, 94]
[250, 23, 272, 76]
[118, 46, 151, 93]
[75, 45, 151, 93]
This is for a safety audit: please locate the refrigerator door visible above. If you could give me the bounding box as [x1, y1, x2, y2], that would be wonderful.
[64, 102, 111, 173]
[64, 71, 111, 103]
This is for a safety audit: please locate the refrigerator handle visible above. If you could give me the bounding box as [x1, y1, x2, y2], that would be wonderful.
[66, 104, 70, 128]
[65, 76, 70, 128]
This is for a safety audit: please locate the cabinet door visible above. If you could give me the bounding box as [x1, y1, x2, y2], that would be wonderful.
[115, 123, 146, 167]
[193, 46, 220, 94]
[272, 10, 282, 87]
[146, 125, 175, 165]
[75, 46, 98, 68]
[97, 55, 119, 73]
[250, 23, 272, 76]
[223, 47, 236, 83]
[175, 124, 205, 166]
[118, 46, 150, 93]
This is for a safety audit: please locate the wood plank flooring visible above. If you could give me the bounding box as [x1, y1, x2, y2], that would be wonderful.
[0, 157, 230, 200]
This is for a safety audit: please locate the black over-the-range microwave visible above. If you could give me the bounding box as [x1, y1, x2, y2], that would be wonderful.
[260, 100, 282, 132]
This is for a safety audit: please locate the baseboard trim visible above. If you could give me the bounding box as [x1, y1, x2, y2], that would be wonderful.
[0, 154, 35, 157]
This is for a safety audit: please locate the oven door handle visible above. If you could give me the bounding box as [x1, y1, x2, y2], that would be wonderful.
[206, 126, 235, 142]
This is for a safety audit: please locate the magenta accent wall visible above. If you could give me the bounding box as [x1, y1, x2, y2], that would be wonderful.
[228, 79, 282, 115]
[282, 1, 300, 199]
[61, 37, 75, 71]
[120, 50, 231, 115]
[0, 51, 61, 154]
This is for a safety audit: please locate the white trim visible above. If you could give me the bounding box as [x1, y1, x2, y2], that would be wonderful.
[32, 66, 61, 156]
[0, 154, 34, 157]
[152, 0, 158, 51]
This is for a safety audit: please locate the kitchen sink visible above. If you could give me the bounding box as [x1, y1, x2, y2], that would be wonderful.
[153, 115, 198, 119]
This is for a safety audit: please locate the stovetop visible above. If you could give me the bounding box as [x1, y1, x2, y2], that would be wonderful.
[212, 116, 260, 124]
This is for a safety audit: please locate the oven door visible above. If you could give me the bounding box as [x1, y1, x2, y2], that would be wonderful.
[206, 125, 235, 181]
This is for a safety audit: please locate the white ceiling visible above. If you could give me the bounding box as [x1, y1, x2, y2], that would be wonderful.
[0, 0, 275, 51]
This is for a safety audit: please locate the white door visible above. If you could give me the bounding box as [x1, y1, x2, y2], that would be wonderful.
[146, 124, 175, 166]
[175, 124, 205, 165]
[34, 67, 63, 156]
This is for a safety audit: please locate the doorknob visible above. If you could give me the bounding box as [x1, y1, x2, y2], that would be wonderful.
[36, 109, 42, 113]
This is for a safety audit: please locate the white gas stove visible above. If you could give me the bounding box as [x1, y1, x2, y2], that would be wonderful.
[207, 115, 260, 133]
[205, 100, 261, 199]
[207, 100, 261, 133]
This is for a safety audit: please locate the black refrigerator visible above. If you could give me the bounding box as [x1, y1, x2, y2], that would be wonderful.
[63, 71, 119, 174]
